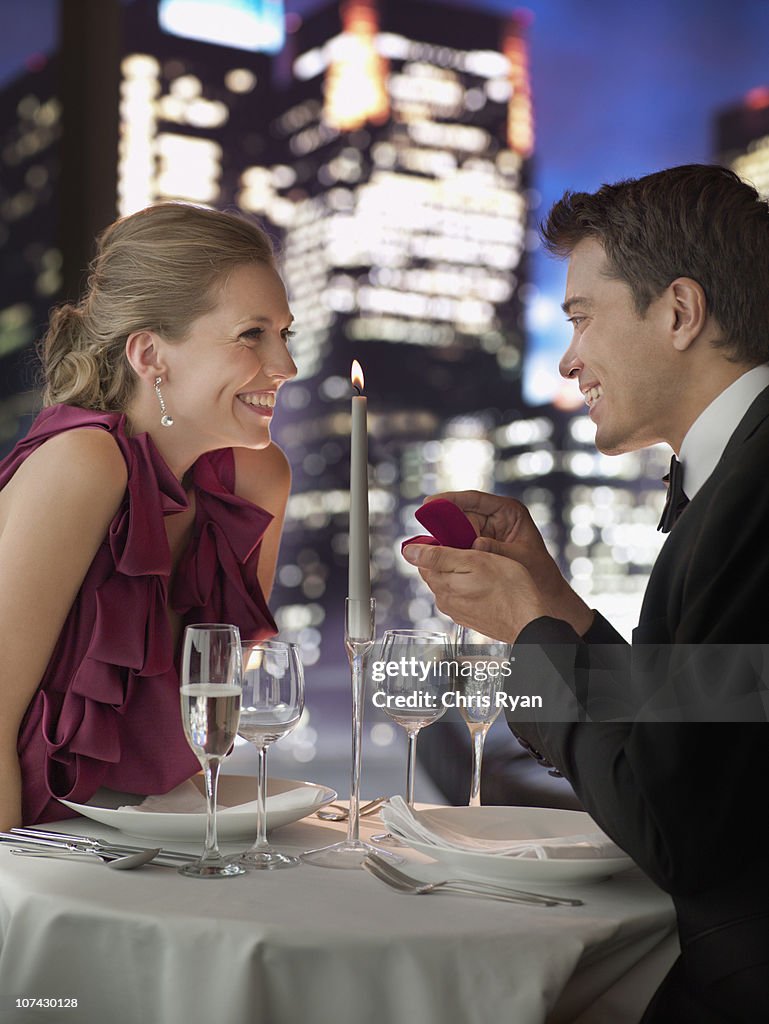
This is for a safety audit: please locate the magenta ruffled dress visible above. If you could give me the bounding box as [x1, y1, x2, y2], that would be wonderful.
[0, 405, 278, 825]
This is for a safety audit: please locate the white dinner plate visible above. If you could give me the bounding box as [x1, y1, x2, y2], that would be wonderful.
[402, 807, 634, 885]
[59, 776, 337, 842]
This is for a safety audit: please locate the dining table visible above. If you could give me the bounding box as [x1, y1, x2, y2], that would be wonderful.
[0, 801, 678, 1024]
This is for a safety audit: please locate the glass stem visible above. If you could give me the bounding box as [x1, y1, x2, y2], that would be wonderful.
[347, 649, 365, 843]
[201, 757, 223, 862]
[250, 745, 271, 851]
[468, 724, 488, 807]
[405, 728, 421, 808]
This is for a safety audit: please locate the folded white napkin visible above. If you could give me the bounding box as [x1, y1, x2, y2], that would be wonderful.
[381, 797, 624, 860]
[118, 779, 312, 816]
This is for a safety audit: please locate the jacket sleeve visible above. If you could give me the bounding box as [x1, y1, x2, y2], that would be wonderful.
[510, 614, 766, 895]
[511, 442, 769, 894]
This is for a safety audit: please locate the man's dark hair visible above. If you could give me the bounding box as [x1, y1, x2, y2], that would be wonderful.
[541, 164, 769, 364]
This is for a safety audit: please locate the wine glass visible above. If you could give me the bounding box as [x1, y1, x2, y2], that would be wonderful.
[454, 626, 510, 807]
[372, 629, 451, 843]
[179, 623, 246, 878]
[236, 640, 305, 869]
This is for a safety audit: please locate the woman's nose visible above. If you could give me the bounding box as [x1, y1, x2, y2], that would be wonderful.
[265, 342, 298, 382]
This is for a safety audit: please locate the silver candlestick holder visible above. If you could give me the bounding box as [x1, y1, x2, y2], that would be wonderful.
[302, 598, 399, 869]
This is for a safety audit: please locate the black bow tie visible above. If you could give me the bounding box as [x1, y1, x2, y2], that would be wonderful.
[658, 455, 689, 533]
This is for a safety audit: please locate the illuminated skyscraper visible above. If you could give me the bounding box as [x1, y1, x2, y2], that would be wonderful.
[253, 0, 531, 397]
[235, 0, 536, 661]
[117, 0, 276, 217]
[0, 56, 61, 448]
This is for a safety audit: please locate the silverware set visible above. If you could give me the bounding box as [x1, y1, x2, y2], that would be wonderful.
[9, 847, 161, 870]
[362, 853, 584, 907]
[2, 825, 587, 907]
[0, 828, 200, 869]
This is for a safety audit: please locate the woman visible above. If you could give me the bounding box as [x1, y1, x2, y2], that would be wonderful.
[0, 202, 297, 828]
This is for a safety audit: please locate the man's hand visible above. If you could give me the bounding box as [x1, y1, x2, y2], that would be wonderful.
[401, 543, 549, 642]
[419, 491, 594, 636]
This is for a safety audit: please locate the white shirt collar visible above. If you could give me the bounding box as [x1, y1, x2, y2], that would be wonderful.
[679, 363, 769, 499]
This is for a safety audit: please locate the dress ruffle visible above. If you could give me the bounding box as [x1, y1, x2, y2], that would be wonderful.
[5, 405, 278, 824]
[172, 448, 277, 639]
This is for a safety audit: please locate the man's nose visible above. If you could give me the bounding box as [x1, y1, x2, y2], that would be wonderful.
[558, 341, 583, 380]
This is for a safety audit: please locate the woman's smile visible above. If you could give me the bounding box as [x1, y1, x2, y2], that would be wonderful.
[237, 390, 276, 417]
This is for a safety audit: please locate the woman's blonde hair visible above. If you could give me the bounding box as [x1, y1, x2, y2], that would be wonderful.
[40, 202, 275, 410]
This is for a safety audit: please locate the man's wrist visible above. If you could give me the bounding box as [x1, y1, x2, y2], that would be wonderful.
[511, 603, 550, 642]
[547, 584, 594, 637]
[570, 602, 595, 637]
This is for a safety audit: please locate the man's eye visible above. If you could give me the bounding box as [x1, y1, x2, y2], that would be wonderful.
[567, 316, 585, 327]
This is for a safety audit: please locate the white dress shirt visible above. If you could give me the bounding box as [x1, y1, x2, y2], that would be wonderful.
[678, 363, 769, 499]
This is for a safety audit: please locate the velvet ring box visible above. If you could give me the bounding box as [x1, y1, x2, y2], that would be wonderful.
[401, 498, 477, 553]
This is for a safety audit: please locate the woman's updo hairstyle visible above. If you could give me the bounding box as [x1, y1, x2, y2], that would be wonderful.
[41, 203, 275, 411]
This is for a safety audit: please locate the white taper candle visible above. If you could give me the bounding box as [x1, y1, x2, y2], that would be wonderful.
[348, 361, 371, 636]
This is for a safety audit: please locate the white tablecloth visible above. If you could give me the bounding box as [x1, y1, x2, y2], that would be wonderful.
[0, 807, 677, 1024]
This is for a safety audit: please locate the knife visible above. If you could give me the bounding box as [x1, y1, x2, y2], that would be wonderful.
[3, 830, 199, 866]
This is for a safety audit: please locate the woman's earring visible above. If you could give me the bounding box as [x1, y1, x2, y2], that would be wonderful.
[154, 377, 174, 427]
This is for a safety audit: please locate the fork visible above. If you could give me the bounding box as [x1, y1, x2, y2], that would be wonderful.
[315, 797, 387, 822]
[363, 854, 584, 907]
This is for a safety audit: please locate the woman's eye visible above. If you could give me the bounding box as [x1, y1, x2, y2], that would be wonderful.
[239, 328, 295, 344]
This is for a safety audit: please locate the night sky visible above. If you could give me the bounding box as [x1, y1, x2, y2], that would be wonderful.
[4, 0, 769, 400]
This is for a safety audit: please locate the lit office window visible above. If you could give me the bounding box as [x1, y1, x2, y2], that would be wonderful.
[158, 0, 285, 54]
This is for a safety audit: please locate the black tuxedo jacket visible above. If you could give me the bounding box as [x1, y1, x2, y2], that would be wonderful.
[513, 385, 769, 1023]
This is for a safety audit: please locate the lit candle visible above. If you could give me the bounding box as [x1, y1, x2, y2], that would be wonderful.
[348, 360, 371, 633]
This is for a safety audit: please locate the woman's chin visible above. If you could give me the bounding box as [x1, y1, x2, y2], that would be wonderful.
[237, 426, 272, 450]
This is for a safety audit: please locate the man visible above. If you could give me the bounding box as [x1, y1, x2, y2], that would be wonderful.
[403, 165, 769, 1022]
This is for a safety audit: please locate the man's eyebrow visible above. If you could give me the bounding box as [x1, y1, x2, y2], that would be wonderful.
[561, 296, 592, 314]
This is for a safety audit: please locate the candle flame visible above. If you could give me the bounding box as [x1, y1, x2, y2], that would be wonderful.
[245, 647, 263, 673]
[351, 360, 364, 393]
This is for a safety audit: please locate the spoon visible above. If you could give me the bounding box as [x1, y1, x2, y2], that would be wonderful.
[10, 846, 160, 870]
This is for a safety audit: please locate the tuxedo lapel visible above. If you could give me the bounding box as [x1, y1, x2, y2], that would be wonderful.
[637, 382, 769, 642]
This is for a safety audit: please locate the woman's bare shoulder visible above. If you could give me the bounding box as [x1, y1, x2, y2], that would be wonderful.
[232, 443, 291, 509]
[1, 426, 128, 527]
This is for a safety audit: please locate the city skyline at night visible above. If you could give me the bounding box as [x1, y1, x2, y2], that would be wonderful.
[2, 0, 769, 649]
[2, 0, 768, 780]
[6, 0, 769, 402]
[0, 0, 543, 669]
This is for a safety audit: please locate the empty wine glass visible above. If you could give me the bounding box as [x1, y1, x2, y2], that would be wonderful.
[179, 623, 246, 878]
[373, 629, 451, 844]
[236, 640, 304, 869]
[454, 626, 510, 807]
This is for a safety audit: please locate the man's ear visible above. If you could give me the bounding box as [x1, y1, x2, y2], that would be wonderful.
[125, 330, 168, 382]
[668, 277, 708, 352]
